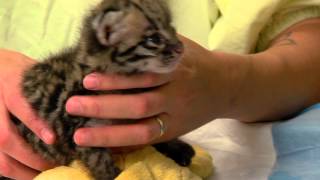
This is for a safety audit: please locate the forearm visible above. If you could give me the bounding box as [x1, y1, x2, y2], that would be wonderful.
[205, 18, 320, 122]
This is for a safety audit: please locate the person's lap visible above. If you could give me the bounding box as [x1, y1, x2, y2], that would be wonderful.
[182, 103, 320, 180]
[270, 103, 320, 180]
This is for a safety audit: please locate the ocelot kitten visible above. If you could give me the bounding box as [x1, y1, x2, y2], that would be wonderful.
[1, 0, 196, 180]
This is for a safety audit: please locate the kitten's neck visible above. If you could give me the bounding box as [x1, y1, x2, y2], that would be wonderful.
[75, 41, 113, 74]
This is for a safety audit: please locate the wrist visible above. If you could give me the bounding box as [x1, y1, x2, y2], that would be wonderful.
[176, 37, 252, 124]
[203, 51, 253, 120]
[218, 50, 316, 122]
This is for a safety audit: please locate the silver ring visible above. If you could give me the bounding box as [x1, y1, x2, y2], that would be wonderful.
[156, 117, 166, 137]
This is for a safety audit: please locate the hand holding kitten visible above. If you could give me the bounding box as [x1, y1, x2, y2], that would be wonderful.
[0, 49, 55, 180]
[66, 36, 221, 147]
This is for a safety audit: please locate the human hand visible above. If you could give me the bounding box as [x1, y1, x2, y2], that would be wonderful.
[0, 50, 55, 180]
[66, 18, 320, 150]
[66, 36, 230, 148]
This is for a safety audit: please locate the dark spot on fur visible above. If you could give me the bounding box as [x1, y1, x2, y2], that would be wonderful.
[45, 83, 65, 114]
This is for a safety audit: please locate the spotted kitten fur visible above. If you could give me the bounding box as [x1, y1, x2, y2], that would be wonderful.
[8, 0, 195, 179]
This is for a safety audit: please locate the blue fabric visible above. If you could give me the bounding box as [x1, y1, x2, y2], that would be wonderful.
[301, 103, 320, 114]
[269, 103, 320, 180]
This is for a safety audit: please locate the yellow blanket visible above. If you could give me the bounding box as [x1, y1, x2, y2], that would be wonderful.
[34, 146, 213, 180]
[1, 0, 320, 59]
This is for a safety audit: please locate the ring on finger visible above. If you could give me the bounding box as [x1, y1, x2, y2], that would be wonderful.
[156, 117, 166, 137]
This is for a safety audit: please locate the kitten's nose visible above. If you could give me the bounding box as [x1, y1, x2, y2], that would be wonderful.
[167, 42, 184, 54]
[172, 42, 183, 54]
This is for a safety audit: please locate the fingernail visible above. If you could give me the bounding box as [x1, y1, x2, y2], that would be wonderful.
[84, 74, 99, 90]
[41, 129, 55, 144]
[74, 130, 90, 145]
[66, 98, 83, 114]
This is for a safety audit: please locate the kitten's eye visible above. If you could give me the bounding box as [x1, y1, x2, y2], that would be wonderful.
[146, 33, 163, 45]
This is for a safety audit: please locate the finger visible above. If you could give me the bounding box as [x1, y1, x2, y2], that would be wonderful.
[74, 117, 164, 147]
[0, 129, 54, 171]
[0, 101, 54, 171]
[66, 92, 166, 119]
[83, 73, 171, 90]
[0, 153, 39, 180]
[2, 86, 55, 144]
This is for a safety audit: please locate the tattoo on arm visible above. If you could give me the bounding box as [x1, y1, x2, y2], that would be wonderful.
[272, 31, 297, 47]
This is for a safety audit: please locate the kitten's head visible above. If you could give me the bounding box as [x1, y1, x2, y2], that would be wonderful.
[81, 0, 183, 74]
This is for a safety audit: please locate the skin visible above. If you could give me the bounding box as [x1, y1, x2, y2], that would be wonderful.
[68, 18, 320, 146]
[0, 18, 319, 179]
[0, 50, 55, 179]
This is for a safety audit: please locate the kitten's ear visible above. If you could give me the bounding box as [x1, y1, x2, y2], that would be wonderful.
[91, 11, 125, 46]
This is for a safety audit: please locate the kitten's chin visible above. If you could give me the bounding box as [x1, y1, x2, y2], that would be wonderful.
[147, 62, 179, 74]
[122, 57, 181, 74]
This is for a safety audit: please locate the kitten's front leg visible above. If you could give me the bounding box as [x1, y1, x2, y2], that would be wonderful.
[153, 139, 195, 167]
[76, 147, 120, 180]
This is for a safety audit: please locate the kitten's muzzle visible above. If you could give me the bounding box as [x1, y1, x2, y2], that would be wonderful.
[162, 42, 184, 59]
[168, 42, 184, 54]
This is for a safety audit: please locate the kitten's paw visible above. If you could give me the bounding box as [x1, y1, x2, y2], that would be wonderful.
[0, 176, 11, 180]
[154, 139, 195, 167]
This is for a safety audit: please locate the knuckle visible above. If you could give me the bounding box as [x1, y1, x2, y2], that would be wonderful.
[144, 74, 158, 86]
[139, 125, 154, 144]
[133, 97, 150, 118]
[0, 130, 10, 149]
[6, 91, 23, 108]
[21, 113, 36, 126]
[107, 74, 118, 85]
[32, 160, 50, 171]
[17, 114, 41, 135]
[90, 100, 103, 117]
[0, 155, 12, 177]
[4, 96, 14, 110]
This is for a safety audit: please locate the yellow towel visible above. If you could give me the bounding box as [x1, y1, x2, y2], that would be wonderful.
[34, 145, 213, 180]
